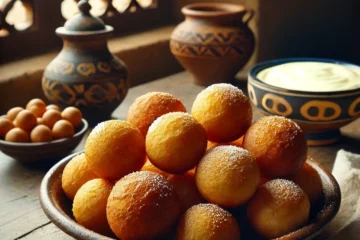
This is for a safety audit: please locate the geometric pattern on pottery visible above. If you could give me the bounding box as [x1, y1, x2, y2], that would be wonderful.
[261, 93, 293, 117]
[170, 30, 252, 57]
[46, 58, 126, 76]
[300, 100, 341, 121]
[247, 84, 258, 106]
[348, 97, 360, 117]
[42, 77, 128, 108]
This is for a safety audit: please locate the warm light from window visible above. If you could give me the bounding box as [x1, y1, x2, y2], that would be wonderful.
[5, 0, 33, 31]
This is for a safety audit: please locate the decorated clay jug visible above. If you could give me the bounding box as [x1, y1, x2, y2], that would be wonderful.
[42, 0, 128, 125]
[170, 3, 255, 86]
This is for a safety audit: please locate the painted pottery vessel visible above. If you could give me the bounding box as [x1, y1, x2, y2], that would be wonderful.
[170, 3, 255, 86]
[248, 58, 360, 146]
[42, 0, 128, 125]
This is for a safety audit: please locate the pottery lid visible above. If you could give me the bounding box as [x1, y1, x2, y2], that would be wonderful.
[63, 0, 106, 31]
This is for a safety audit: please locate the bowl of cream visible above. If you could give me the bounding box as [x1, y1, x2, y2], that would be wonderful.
[248, 58, 360, 146]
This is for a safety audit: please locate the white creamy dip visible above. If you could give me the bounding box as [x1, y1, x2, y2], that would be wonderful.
[256, 62, 360, 92]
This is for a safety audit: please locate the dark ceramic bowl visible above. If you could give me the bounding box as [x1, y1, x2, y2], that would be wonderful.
[40, 151, 341, 240]
[0, 119, 88, 163]
[248, 58, 360, 146]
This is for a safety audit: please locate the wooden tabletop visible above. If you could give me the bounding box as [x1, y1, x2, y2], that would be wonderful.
[1, 71, 359, 240]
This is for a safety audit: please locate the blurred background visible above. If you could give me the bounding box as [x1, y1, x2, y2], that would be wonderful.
[0, 0, 359, 111]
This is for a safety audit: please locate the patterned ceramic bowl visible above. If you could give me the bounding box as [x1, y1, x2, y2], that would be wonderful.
[248, 58, 360, 146]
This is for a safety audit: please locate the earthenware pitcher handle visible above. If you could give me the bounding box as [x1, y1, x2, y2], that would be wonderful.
[243, 9, 255, 25]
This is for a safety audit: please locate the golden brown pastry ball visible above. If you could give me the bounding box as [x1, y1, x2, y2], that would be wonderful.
[290, 161, 323, 205]
[28, 105, 46, 118]
[62, 153, 98, 200]
[46, 104, 60, 111]
[191, 83, 252, 143]
[85, 120, 146, 180]
[196, 146, 260, 207]
[141, 158, 169, 178]
[206, 136, 244, 151]
[42, 109, 62, 129]
[52, 120, 74, 139]
[107, 171, 181, 239]
[14, 110, 37, 131]
[6, 107, 24, 121]
[127, 92, 187, 136]
[247, 179, 310, 239]
[146, 112, 207, 174]
[30, 125, 52, 143]
[0, 118, 15, 138]
[176, 203, 240, 240]
[37, 118, 45, 125]
[167, 171, 204, 212]
[243, 116, 307, 178]
[61, 107, 82, 128]
[26, 98, 46, 110]
[73, 178, 113, 235]
[5, 128, 29, 142]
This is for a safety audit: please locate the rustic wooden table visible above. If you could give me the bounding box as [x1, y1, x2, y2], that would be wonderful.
[0, 72, 359, 240]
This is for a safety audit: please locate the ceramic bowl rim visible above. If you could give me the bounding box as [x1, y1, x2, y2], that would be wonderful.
[40, 151, 341, 240]
[182, 2, 246, 18]
[0, 118, 88, 147]
[249, 57, 360, 95]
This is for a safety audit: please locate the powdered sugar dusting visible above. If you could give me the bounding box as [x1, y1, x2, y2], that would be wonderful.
[148, 112, 196, 133]
[263, 179, 306, 203]
[204, 145, 255, 173]
[121, 171, 175, 200]
[191, 204, 234, 232]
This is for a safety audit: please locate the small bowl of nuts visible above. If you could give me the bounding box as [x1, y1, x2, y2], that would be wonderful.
[0, 98, 88, 163]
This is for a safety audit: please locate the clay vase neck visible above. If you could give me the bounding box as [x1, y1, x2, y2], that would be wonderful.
[182, 3, 250, 27]
[60, 38, 112, 61]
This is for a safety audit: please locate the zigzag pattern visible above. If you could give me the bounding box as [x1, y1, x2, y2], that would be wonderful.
[170, 41, 246, 57]
[172, 31, 248, 45]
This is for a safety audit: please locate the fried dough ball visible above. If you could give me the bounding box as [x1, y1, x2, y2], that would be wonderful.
[28, 105, 46, 118]
[85, 120, 146, 180]
[107, 171, 181, 240]
[30, 125, 52, 142]
[196, 146, 260, 207]
[0, 118, 15, 138]
[37, 118, 45, 125]
[191, 83, 252, 143]
[26, 98, 46, 110]
[206, 136, 244, 151]
[73, 178, 113, 235]
[6, 107, 24, 121]
[243, 116, 307, 178]
[62, 153, 98, 200]
[14, 110, 37, 131]
[141, 158, 169, 178]
[61, 107, 82, 128]
[5, 128, 29, 142]
[46, 104, 60, 111]
[146, 112, 207, 174]
[42, 109, 62, 129]
[247, 179, 310, 239]
[168, 171, 204, 213]
[52, 120, 74, 139]
[176, 203, 240, 240]
[290, 161, 323, 205]
[127, 92, 187, 136]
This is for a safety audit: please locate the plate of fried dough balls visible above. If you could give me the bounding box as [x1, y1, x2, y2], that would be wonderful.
[40, 84, 340, 240]
[0, 98, 88, 163]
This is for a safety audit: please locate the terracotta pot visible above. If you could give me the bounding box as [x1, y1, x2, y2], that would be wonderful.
[42, 0, 128, 126]
[170, 3, 255, 86]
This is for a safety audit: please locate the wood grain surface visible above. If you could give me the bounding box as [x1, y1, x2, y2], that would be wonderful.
[0, 71, 359, 239]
